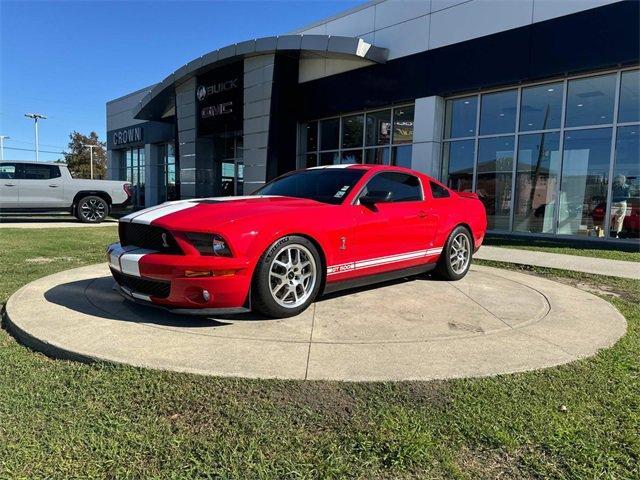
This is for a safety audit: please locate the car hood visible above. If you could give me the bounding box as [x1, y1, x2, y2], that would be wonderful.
[120, 195, 330, 230]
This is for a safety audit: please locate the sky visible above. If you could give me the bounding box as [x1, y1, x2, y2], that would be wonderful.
[0, 0, 363, 161]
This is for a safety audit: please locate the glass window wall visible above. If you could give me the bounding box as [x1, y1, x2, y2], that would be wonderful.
[300, 104, 414, 169]
[442, 68, 640, 241]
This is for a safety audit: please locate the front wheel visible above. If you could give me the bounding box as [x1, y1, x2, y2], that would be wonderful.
[435, 226, 473, 281]
[76, 195, 109, 223]
[252, 236, 323, 318]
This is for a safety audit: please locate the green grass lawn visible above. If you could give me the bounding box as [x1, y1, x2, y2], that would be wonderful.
[484, 237, 640, 262]
[1, 228, 639, 479]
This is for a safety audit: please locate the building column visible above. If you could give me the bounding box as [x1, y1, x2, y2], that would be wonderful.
[242, 54, 275, 193]
[145, 143, 162, 207]
[176, 78, 198, 199]
[411, 96, 445, 179]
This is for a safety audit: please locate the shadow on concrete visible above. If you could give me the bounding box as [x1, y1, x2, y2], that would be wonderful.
[42, 277, 263, 328]
[43, 272, 438, 326]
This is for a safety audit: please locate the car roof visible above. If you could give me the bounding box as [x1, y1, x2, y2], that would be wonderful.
[306, 163, 426, 176]
[0, 161, 66, 166]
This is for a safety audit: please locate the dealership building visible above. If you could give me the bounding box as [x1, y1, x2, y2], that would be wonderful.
[106, 0, 639, 243]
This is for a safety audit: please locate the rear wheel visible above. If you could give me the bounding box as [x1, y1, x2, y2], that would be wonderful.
[435, 226, 473, 281]
[76, 195, 109, 223]
[252, 236, 322, 318]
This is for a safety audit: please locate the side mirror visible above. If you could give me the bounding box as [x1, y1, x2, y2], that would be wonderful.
[360, 190, 393, 207]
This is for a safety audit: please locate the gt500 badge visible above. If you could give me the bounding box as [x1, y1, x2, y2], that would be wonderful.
[327, 263, 355, 274]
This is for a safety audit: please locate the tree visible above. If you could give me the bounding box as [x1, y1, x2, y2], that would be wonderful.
[63, 131, 107, 179]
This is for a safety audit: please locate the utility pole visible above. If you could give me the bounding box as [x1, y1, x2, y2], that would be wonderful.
[0, 135, 9, 161]
[83, 144, 101, 179]
[24, 113, 47, 162]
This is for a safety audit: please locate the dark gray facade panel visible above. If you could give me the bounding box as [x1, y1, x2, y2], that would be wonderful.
[106, 120, 174, 150]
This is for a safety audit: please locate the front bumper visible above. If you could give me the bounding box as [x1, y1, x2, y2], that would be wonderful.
[107, 242, 253, 311]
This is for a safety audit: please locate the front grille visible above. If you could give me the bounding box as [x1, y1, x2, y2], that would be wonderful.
[119, 222, 181, 254]
[111, 268, 171, 299]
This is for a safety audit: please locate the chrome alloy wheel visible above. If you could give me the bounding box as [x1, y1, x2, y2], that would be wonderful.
[268, 244, 317, 308]
[80, 198, 107, 222]
[449, 232, 471, 275]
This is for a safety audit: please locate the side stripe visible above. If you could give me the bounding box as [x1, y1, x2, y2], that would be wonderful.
[327, 248, 442, 276]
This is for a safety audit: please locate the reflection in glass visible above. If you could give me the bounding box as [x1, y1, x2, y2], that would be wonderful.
[611, 126, 640, 239]
[339, 149, 363, 164]
[392, 106, 414, 144]
[320, 118, 340, 151]
[365, 110, 391, 146]
[442, 140, 474, 192]
[513, 133, 561, 233]
[365, 147, 390, 165]
[300, 122, 317, 152]
[305, 153, 318, 168]
[565, 74, 616, 127]
[445, 96, 477, 138]
[477, 136, 515, 230]
[618, 70, 640, 123]
[479, 90, 517, 135]
[519, 82, 563, 131]
[320, 151, 340, 165]
[392, 145, 412, 168]
[558, 128, 612, 236]
[342, 114, 364, 149]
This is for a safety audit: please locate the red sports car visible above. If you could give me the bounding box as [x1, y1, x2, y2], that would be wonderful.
[107, 165, 487, 318]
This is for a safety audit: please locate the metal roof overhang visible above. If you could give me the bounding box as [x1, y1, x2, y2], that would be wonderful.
[133, 34, 389, 121]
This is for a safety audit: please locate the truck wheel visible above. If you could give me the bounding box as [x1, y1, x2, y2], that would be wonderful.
[435, 226, 473, 281]
[76, 196, 109, 223]
[252, 236, 323, 318]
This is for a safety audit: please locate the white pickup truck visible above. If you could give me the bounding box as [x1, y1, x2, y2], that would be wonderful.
[0, 161, 132, 223]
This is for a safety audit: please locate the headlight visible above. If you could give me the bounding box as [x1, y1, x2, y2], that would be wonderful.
[185, 233, 232, 257]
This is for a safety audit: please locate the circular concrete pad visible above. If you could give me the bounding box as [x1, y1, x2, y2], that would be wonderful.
[5, 264, 626, 381]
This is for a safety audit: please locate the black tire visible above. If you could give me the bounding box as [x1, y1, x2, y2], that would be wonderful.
[75, 195, 109, 223]
[435, 225, 473, 281]
[252, 235, 323, 318]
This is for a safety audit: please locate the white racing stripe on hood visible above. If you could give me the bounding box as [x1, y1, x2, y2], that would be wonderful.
[195, 195, 281, 202]
[121, 196, 281, 225]
[127, 201, 197, 225]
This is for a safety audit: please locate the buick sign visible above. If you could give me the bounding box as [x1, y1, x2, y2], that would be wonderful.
[197, 62, 243, 136]
[197, 78, 238, 101]
[112, 127, 143, 146]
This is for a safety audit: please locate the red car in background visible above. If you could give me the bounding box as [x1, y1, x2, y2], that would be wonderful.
[107, 165, 487, 318]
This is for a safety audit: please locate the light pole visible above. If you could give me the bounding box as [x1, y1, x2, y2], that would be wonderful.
[83, 144, 101, 179]
[0, 136, 9, 161]
[24, 113, 47, 162]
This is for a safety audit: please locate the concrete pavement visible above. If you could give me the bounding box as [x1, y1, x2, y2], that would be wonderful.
[475, 245, 640, 280]
[4, 263, 626, 381]
[0, 214, 117, 228]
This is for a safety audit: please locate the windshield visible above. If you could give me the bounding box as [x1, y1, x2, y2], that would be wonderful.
[255, 168, 366, 205]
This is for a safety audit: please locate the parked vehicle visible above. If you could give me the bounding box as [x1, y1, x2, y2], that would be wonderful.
[0, 162, 131, 223]
[107, 165, 487, 318]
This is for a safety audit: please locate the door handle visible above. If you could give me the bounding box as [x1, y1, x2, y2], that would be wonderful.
[49, 184, 60, 188]
[418, 210, 427, 218]
[4, 183, 16, 187]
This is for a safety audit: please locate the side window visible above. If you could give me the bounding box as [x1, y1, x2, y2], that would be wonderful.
[0, 163, 17, 180]
[361, 172, 423, 202]
[22, 164, 57, 180]
[430, 181, 451, 199]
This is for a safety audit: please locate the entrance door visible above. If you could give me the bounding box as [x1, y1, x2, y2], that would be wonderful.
[213, 131, 243, 196]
